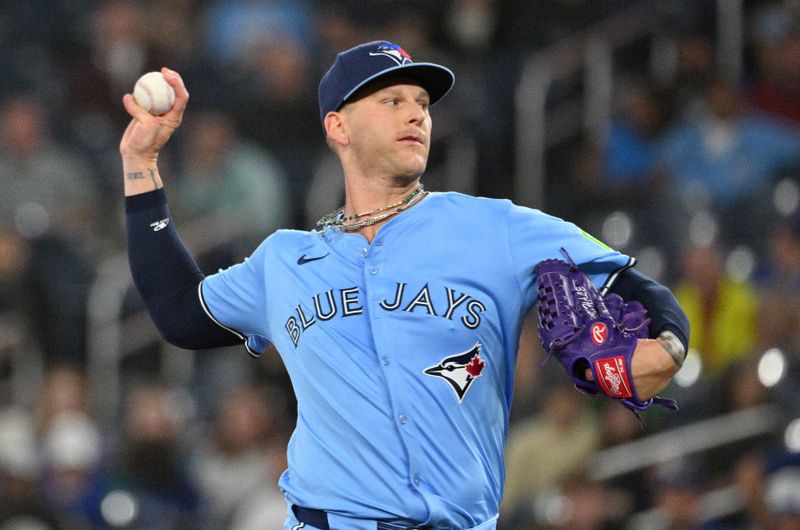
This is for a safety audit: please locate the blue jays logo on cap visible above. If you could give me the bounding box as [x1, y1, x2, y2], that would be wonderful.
[424, 342, 486, 402]
[369, 43, 413, 65]
[317, 40, 455, 126]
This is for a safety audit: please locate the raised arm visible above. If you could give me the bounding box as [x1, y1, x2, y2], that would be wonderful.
[119, 68, 188, 195]
[121, 68, 243, 350]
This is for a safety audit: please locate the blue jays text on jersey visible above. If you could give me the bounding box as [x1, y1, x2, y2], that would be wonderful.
[200, 191, 632, 529]
[284, 282, 488, 347]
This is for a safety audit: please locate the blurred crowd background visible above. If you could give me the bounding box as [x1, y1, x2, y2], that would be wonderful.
[2, 0, 800, 528]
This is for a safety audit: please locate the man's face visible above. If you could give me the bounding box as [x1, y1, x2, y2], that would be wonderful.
[339, 81, 432, 180]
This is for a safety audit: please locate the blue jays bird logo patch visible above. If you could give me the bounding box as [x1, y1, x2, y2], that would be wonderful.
[424, 342, 486, 402]
[369, 42, 413, 65]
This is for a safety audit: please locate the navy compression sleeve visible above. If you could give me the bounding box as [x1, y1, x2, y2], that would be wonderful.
[608, 267, 690, 352]
[126, 189, 243, 350]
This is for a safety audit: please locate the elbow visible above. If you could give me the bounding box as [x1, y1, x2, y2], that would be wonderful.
[151, 311, 245, 351]
[156, 323, 203, 350]
[138, 284, 244, 351]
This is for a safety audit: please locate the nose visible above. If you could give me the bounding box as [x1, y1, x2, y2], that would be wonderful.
[406, 102, 426, 125]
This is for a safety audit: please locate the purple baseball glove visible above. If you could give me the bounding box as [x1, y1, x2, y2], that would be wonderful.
[534, 256, 677, 422]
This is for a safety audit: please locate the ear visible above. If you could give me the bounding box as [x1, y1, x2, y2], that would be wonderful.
[324, 111, 349, 149]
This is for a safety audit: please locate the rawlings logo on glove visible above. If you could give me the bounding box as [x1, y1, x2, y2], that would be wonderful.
[534, 251, 676, 424]
[595, 356, 631, 398]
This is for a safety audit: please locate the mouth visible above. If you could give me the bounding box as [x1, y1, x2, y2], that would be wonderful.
[398, 134, 425, 145]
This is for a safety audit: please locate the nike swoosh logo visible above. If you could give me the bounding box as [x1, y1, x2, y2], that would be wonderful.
[297, 253, 329, 265]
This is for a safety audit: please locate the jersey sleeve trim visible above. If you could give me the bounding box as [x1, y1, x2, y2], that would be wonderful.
[598, 256, 636, 295]
[198, 282, 263, 358]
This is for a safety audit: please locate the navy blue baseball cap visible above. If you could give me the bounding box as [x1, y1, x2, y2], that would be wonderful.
[318, 40, 455, 126]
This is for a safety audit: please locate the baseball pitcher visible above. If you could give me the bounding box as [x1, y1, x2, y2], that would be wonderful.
[120, 41, 689, 530]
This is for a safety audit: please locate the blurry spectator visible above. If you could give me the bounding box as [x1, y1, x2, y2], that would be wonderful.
[444, 0, 497, 55]
[597, 399, 645, 449]
[569, 78, 676, 248]
[727, 451, 772, 529]
[754, 214, 800, 297]
[746, 3, 800, 125]
[172, 110, 291, 261]
[627, 458, 710, 530]
[749, 287, 800, 418]
[713, 355, 771, 414]
[501, 471, 629, 530]
[0, 0, 76, 106]
[190, 384, 276, 529]
[501, 381, 601, 521]
[492, 0, 636, 51]
[33, 366, 105, 527]
[312, 2, 371, 67]
[764, 466, 800, 529]
[201, 0, 320, 215]
[704, 356, 784, 477]
[231, 44, 328, 227]
[713, 355, 773, 418]
[667, 32, 716, 117]
[0, 94, 96, 241]
[36, 364, 92, 434]
[750, 216, 800, 358]
[98, 383, 200, 529]
[0, 95, 97, 364]
[755, 291, 800, 354]
[603, 78, 674, 184]
[39, 411, 105, 529]
[146, 0, 201, 69]
[0, 229, 30, 356]
[203, 0, 314, 68]
[23, 234, 95, 366]
[70, 0, 155, 110]
[592, 401, 653, 513]
[557, 475, 629, 530]
[673, 243, 758, 378]
[0, 230, 29, 311]
[0, 406, 60, 528]
[226, 434, 290, 529]
[659, 77, 800, 245]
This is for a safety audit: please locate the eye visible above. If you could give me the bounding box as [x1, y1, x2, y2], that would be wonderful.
[384, 98, 399, 106]
[418, 100, 430, 111]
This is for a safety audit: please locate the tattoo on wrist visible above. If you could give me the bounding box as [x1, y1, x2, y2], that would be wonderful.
[657, 330, 686, 368]
[126, 169, 159, 187]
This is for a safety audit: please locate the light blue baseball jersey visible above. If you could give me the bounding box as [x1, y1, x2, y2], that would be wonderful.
[200, 191, 632, 529]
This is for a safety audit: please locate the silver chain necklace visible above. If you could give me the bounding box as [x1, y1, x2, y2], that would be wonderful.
[316, 184, 426, 232]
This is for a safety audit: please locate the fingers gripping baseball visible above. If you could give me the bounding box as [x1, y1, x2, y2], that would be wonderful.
[120, 67, 189, 162]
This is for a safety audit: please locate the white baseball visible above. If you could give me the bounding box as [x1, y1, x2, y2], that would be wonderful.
[132, 72, 176, 115]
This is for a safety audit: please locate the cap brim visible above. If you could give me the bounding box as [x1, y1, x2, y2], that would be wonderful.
[341, 62, 455, 108]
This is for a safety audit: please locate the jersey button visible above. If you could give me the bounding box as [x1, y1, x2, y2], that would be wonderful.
[360, 248, 368, 257]
[382, 356, 390, 366]
[413, 475, 421, 487]
[369, 266, 379, 275]
[398, 414, 407, 425]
